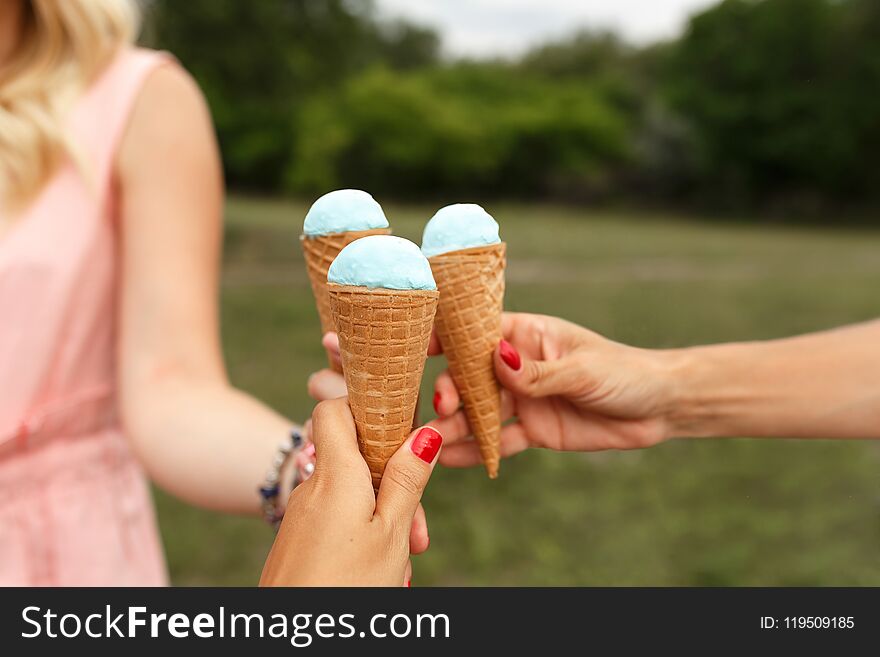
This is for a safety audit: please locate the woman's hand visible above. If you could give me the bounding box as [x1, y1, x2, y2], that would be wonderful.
[309, 334, 431, 557]
[429, 313, 677, 467]
[261, 398, 442, 587]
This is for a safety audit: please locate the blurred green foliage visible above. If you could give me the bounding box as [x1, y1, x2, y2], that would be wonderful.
[148, 0, 880, 214]
[288, 65, 629, 198]
[666, 0, 880, 210]
[147, 0, 438, 189]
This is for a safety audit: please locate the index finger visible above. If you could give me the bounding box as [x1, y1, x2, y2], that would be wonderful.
[427, 389, 516, 445]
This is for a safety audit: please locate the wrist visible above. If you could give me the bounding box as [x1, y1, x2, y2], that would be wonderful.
[260, 427, 315, 526]
[660, 343, 758, 440]
[656, 346, 717, 440]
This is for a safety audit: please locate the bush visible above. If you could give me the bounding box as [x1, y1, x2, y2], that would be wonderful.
[149, 0, 440, 191]
[665, 0, 880, 207]
[287, 66, 631, 199]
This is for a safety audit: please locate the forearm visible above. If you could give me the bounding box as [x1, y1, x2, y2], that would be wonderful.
[664, 320, 880, 440]
[122, 375, 297, 515]
[114, 64, 304, 515]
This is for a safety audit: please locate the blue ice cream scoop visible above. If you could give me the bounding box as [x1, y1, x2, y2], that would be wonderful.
[420, 203, 500, 257]
[328, 235, 436, 291]
[303, 189, 390, 237]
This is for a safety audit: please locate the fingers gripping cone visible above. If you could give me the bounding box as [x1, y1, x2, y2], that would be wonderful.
[429, 243, 506, 478]
[329, 285, 438, 492]
[301, 228, 390, 372]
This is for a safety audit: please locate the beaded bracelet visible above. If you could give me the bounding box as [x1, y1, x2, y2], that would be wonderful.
[259, 429, 311, 531]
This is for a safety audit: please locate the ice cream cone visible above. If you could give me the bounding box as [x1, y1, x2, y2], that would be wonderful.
[429, 242, 506, 478]
[328, 284, 438, 492]
[301, 228, 391, 372]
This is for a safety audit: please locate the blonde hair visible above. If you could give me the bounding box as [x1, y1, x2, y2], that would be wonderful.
[0, 0, 140, 212]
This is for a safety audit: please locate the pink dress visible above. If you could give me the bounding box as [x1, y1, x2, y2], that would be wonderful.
[0, 48, 170, 585]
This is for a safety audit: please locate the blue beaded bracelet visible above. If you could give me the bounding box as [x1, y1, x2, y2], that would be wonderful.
[259, 429, 304, 530]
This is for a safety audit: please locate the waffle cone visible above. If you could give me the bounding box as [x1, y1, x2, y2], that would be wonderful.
[429, 243, 506, 478]
[328, 284, 438, 492]
[301, 228, 391, 372]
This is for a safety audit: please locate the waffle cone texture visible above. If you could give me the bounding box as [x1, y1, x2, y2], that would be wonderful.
[328, 284, 438, 492]
[301, 228, 391, 372]
[429, 243, 506, 478]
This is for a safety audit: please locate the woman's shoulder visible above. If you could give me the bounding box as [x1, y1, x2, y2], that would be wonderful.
[115, 48, 218, 188]
[84, 47, 202, 126]
[124, 48, 202, 108]
[70, 47, 193, 181]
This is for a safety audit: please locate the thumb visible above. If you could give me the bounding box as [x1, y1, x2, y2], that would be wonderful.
[494, 338, 578, 398]
[309, 398, 364, 477]
[374, 426, 442, 525]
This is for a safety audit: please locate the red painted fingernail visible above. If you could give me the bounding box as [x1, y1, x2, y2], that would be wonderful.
[499, 339, 521, 371]
[411, 427, 442, 463]
[407, 580, 412, 588]
[432, 391, 441, 414]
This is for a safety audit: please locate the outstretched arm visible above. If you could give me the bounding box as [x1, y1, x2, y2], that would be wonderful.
[666, 319, 880, 440]
[116, 63, 298, 513]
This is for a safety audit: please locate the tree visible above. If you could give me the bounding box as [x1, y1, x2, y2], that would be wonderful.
[835, 0, 880, 197]
[665, 0, 878, 206]
[146, 0, 439, 190]
[288, 65, 630, 199]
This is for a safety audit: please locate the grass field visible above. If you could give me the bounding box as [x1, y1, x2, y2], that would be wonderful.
[154, 197, 880, 586]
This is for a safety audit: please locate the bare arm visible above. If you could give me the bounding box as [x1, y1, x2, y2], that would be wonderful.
[116, 63, 294, 514]
[667, 320, 880, 440]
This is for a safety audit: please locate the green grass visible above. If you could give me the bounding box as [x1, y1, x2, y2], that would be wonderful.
[155, 196, 880, 586]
